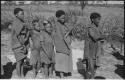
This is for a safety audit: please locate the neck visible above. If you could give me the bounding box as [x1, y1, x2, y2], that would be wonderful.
[92, 22, 98, 27]
[58, 20, 65, 25]
[16, 17, 24, 23]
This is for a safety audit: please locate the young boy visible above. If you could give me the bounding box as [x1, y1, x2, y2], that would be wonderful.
[40, 20, 55, 78]
[84, 12, 106, 79]
[30, 18, 41, 78]
[11, 8, 30, 78]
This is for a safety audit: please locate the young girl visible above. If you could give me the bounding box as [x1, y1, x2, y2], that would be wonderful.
[40, 20, 55, 78]
[30, 18, 41, 78]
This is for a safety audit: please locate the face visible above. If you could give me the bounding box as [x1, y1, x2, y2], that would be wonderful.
[33, 22, 40, 31]
[16, 11, 24, 20]
[45, 23, 52, 33]
[92, 17, 101, 27]
[58, 15, 65, 24]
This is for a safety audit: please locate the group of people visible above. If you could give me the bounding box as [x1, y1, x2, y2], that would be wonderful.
[4, 7, 106, 79]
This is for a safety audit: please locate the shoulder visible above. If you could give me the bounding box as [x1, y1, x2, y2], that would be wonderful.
[12, 18, 23, 29]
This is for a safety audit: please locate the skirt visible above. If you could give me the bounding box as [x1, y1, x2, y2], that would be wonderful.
[30, 49, 41, 66]
[55, 52, 73, 73]
[40, 43, 55, 64]
[13, 46, 27, 62]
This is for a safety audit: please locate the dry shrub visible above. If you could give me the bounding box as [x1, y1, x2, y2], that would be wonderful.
[1, 11, 14, 31]
[101, 13, 124, 44]
[65, 9, 84, 25]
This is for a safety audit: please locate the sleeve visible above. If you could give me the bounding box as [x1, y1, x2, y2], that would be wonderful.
[11, 22, 18, 37]
[89, 28, 105, 42]
[89, 28, 100, 42]
[13, 21, 23, 36]
[11, 23, 16, 36]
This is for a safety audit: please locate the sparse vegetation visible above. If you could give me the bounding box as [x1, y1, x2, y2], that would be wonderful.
[1, 3, 124, 79]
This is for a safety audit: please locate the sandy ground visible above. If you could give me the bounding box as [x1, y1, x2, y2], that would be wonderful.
[1, 31, 124, 79]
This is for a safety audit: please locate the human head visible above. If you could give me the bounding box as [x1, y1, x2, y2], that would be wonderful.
[55, 10, 66, 24]
[43, 20, 52, 34]
[14, 8, 24, 20]
[90, 12, 101, 27]
[32, 18, 40, 31]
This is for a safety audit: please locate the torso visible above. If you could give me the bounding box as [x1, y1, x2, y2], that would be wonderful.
[31, 30, 41, 50]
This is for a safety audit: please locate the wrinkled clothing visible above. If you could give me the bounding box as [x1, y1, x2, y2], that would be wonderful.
[52, 20, 73, 73]
[40, 31, 55, 64]
[11, 18, 30, 62]
[84, 23, 103, 78]
[30, 30, 42, 65]
[84, 23, 102, 59]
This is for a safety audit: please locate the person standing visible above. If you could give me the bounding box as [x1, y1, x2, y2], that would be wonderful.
[83, 12, 106, 79]
[11, 8, 30, 78]
[29, 18, 42, 78]
[51, 10, 73, 78]
[39, 20, 55, 78]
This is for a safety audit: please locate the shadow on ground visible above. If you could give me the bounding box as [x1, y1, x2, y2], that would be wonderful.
[1, 61, 33, 79]
[76, 58, 86, 78]
[112, 52, 124, 60]
[94, 76, 106, 79]
[1, 62, 16, 79]
[115, 65, 125, 79]
[112, 51, 125, 79]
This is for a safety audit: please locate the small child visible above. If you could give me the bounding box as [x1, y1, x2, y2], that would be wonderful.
[40, 20, 55, 78]
[30, 18, 41, 78]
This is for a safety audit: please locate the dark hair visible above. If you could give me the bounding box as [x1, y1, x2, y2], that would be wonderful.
[32, 18, 39, 24]
[90, 12, 101, 20]
[14, 8, 23, 15]
[43, 20, 51, 26]
[55, 10, 65, 18]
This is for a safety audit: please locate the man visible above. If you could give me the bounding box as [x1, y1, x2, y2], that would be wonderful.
[11, 8, 30, 78]
[50, 10, 73, 78]
[84, 12, 106, 79]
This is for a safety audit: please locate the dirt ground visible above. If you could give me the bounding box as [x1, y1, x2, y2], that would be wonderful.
[1, 30, 124, 79]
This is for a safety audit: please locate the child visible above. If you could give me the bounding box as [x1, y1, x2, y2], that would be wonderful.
[40, 20, 55, 78]
[11, 8, 30, 78]
[30, 18, 41, 78]
[84, 12, 106, 79]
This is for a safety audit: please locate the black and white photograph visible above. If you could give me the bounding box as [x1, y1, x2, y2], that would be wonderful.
[1, 0, 124, 79]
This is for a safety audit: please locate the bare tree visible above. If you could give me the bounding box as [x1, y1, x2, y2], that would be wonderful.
[80, 1, 88, 11]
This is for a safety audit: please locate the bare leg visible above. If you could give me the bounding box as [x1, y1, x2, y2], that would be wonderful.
[49, 63, 53, 78]
[85, 58, 95, 79]
[60, 72, 64, 78]
[44, 64, 49, 78]
[16, 60, 22, 78]
[21, 58, 25, 78]
[32, 64, 37, 78]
